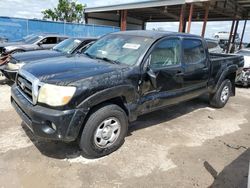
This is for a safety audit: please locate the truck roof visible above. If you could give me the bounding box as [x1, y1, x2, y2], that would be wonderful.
[112, 30, 202, 40]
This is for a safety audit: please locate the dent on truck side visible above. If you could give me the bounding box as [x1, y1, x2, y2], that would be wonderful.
[72, 67, 140, 121]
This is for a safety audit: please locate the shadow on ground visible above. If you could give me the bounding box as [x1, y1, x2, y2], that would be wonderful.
[21, 95, 210, 159]
[206, 148, 250, 188]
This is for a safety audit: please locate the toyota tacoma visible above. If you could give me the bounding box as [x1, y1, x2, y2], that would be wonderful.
[11, 31, 244, 158]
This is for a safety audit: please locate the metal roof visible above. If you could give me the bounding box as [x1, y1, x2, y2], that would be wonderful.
[111, 30, 201, 39]
[85, 0, 250, 21]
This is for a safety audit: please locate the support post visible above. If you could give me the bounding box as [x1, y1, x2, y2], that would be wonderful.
[230, 19, 239, 53]
[226, 17, 236, 53]
[187, 3, 194, 33]
[84, 13, 88, 24]
[142, 21, 145, 30]
[178, 4, 186, 32]
[201, 2, 210, 37]
[239, 20, 247, 50]
[120, 10, 127, 31]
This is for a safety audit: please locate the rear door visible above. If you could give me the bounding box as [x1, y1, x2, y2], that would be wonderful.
[182, 38, 209, 97]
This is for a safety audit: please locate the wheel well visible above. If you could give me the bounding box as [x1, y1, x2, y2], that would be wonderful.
[77, 97, 129, 139]
[225, 72, 236, 96]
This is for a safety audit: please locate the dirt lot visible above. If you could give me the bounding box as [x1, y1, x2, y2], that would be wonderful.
[0, 76, 250, 188]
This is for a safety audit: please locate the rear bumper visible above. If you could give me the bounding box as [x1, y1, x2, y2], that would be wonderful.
[11, 84, 87, 142]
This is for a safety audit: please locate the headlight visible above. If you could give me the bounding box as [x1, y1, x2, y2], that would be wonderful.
[4, 46, 16, 52]
[38, 84, 76, 106]
[7, 62, 25, 70]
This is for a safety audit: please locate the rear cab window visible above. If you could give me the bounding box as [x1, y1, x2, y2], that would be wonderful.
[183, 39, 206, 64]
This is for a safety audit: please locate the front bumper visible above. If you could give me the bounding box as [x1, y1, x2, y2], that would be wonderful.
[11, 84, 87, 142]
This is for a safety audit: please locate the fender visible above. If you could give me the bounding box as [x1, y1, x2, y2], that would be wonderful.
[77, 84, 138, 115]
[210, 64, 238, 93]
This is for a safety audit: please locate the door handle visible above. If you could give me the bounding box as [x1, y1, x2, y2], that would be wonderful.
[176, 71, 184, 76]
[203, 67, 209, 71]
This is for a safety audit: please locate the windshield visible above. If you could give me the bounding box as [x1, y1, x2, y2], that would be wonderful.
[23, 35, 42, 44]
[236, 50, 250, 56]
[84, 34, 154, 65]
[53, 38, 82, 53]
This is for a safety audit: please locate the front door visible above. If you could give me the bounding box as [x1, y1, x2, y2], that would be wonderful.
[139, 37, 184, 113]
[39, 37, 58, 49]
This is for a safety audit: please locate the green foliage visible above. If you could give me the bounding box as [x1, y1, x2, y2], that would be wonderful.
[42, 0, 85, 23]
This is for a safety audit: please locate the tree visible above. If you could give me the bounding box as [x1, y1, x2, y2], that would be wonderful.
[42, 0, 86, 23]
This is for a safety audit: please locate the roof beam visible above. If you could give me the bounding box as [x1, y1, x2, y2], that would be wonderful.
[85, 0, 185, 13]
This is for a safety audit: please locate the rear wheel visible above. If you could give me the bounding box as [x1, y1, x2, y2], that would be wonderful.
[79, 104, 128, 158]
[210, 79, 232, 108]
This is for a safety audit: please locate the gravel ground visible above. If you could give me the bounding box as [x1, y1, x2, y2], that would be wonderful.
[0, 76, 250, 188]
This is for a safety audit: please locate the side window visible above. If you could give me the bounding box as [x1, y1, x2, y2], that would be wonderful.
[41, 37, 57, 44]
[207, 41, 218, 49]
[150, 38, 181, 69]
[183, 39, 205, 64]
[58, 37, 66, 43]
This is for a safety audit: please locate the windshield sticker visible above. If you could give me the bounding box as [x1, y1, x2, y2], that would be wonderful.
[74, 39, 81, 43]
[123, 43, 141, 50]
[98, 50, 107, 55]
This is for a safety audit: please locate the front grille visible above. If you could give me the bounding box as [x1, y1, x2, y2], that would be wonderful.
[16, 69, 41, 105]
[17, 74, 33, 103]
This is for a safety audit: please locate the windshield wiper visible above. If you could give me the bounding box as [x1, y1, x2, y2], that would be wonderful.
[53, 48, 61, 52]
[95, 57, 120, 64]
[84, 52, 95, 59]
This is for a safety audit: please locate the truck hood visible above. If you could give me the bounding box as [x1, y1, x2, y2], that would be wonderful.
[22, 55, 121, 85]
[12, 50, 63, 63]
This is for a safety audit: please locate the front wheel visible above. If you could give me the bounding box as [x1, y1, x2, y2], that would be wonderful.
[209, 79, 232, 108]
[79, 104, 128, 158]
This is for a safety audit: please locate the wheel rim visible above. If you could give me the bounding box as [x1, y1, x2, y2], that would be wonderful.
[220, 85, 229, 103]
[94, 117, 121, 148]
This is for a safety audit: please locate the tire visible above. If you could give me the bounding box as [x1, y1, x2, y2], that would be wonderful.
[79, 104, 128, 158]
[209, 79, 232, 108]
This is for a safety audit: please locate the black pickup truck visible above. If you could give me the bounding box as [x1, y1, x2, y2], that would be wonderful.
[11, 31, 244, 158]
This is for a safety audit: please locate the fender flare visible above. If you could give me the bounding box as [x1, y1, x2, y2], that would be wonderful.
[211, 64, 238, 93]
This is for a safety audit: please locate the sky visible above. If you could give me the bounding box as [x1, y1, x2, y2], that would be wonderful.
[0, 0, 249, 42]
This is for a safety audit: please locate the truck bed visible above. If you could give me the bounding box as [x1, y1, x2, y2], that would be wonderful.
[210, 52, 244, 68]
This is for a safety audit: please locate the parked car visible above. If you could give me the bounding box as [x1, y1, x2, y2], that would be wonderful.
[213, 31, 240, 42]
[0, 34, 68, 56]
[11, 31, 244, 158]
[235, 49, 250, 86]
[0, 36, 8, 43]
[206, 38, 223, 53]
[0, 37, 97, 81]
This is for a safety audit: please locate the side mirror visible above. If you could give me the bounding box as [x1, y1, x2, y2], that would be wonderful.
[145, 55, 157, 88]
[147, 68, 157, 88]
[37, 41, 42, 46]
